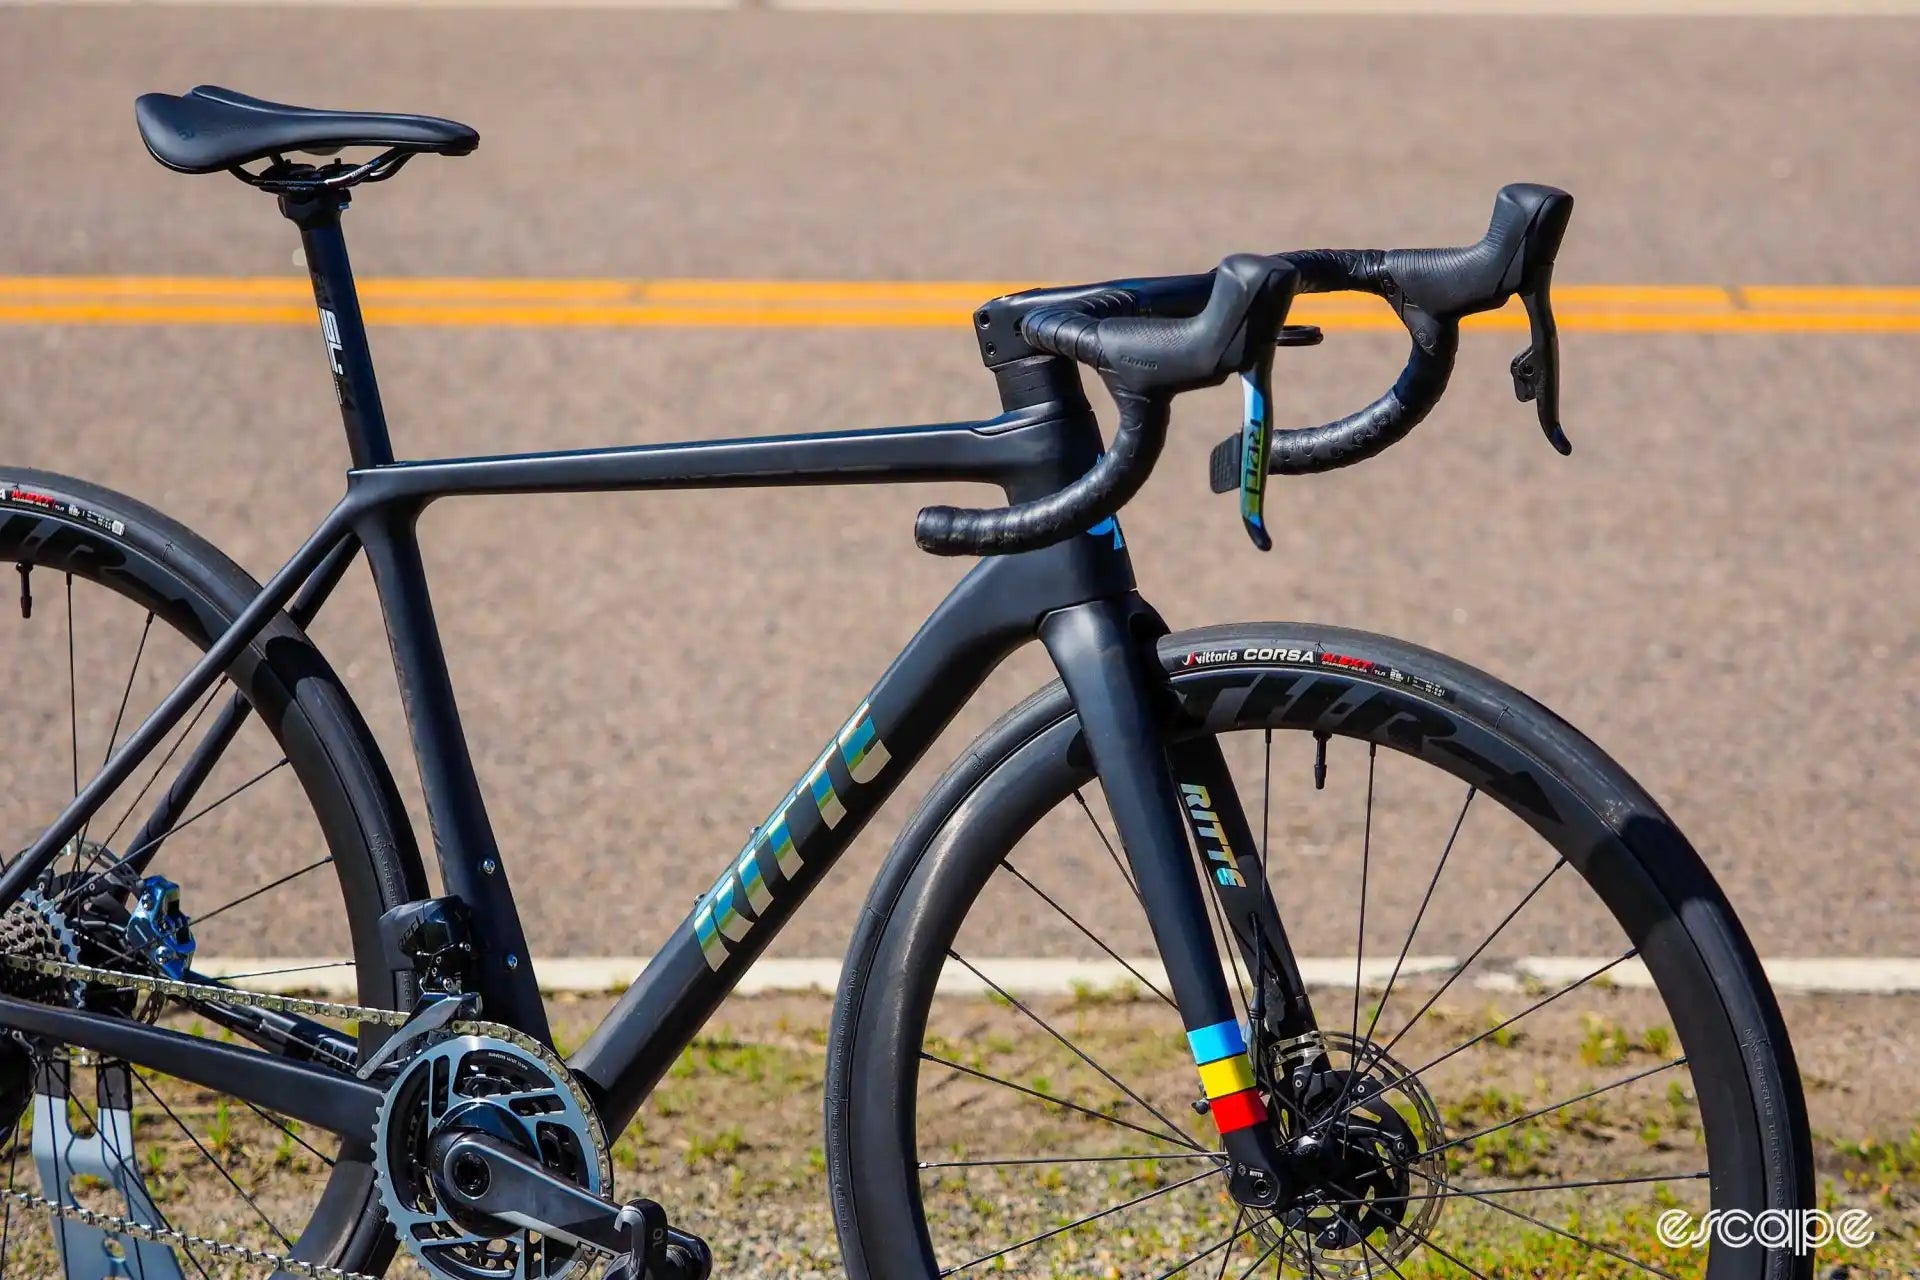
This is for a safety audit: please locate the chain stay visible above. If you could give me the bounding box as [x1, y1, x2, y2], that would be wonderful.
[0, 953, 611, 1278]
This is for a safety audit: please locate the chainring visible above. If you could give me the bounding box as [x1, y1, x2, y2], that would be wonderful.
[375, 1030, 613, 1280]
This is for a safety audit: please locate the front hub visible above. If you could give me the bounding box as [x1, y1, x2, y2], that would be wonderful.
[1259, 1031, 1448, 1278]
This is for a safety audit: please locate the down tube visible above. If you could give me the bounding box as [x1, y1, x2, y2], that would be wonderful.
[571, 536, 1132, 1129]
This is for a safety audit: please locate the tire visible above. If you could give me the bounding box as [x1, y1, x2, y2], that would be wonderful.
[0, 468, 426, 1276]
[827, 621, 1812, 1280]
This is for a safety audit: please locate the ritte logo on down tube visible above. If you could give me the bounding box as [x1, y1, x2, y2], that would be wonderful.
[692, 703, 891, 969]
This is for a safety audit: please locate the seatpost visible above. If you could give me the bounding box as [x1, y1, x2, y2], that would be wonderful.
[279, 189, 395, 468]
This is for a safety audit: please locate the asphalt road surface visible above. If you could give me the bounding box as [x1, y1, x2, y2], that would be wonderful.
[0, 10, 1914, 966]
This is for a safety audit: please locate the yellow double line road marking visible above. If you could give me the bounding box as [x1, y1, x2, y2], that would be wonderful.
[1, 277, 1917, 332]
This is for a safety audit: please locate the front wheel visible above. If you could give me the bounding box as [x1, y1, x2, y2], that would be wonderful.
[827, 622, 1810, 1280]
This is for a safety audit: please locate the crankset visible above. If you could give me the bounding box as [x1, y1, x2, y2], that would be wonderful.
[375, 1021, 710, 1280]
[429, 1130, 711, 1280]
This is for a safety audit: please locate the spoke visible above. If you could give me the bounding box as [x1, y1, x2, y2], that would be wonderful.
[1403, 1163, 1684, 1280]
[1370, 855, 1568, 1067]
[938, 1163, 1222, 1275]
[1363, 787, 1474, 1047]
[1234, 1219, 1292, 1280]
[1343, 744, 1377, 1111]
[79, 610, 158, 869]
[100, 683, 227, 849]
[1418, 1056, 1688, 1162]
[1249, 729, 1274, 1036]
[1254, 732, 1276, 990]
[947, 950, 1201, 1151]
[1209, 1207, 1245, 1280]
[1325, 1174, 1490, 1280]
[134, 1071, 294, 1251]
[237, 1098, 335, 1169]
[1205, 852, 1253, 1025]
[1351, 1225, 1412, 1280]
[1148, 1202, 1257, 1280]
[1075, 790, 1144, 908]
[191, 855, 334, 927]
[920, 1052, 1201, 1152]
[205, 959, 355, 982]
[50, 1073, 75, 1265]
[1376, 948, 1640, 1096]
[58, 758, 290, 908]
[1316, 1169, 1710, 1211]
[998, 859, 1173, 1008]
[1327, 785, 1472, 1124]
[100, 612, 156, 773]
[920, 1151, 1224, 1170]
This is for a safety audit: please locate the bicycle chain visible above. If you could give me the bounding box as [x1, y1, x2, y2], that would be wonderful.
[0, 1184, 375, 1280]
[0, 952, 613, 1280]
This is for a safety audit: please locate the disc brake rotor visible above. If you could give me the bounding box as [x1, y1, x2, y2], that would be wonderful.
[1256, 1030, 1448, 1279]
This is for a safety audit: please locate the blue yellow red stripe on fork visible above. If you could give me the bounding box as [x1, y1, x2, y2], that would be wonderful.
[1187, 1019, 1268, 1136]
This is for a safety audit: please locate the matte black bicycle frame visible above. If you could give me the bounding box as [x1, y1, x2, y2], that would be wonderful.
[0, 188, 1312, 1189]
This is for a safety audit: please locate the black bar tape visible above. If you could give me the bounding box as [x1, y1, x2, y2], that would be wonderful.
[1021, 307, 1108, 366]
[1266, 330, 1456, 473]
[1280, 249, 1388, 298]
[914, 392, 1169, 556]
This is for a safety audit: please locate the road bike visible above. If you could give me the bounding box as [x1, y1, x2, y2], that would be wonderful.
[0, 85, 1812, 1279]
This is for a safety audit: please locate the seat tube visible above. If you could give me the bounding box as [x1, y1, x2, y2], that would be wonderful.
[1039, 598, 1287, 1208]
[280, 189, 394, 468]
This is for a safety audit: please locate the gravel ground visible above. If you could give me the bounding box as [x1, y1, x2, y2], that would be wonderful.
[2, 987, 1913, 1277]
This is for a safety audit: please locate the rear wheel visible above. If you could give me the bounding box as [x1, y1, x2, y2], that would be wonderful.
[827, 622, 1811, 1279]
[0, 469, 425, 1277]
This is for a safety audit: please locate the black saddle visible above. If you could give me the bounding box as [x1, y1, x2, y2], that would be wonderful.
[135, 86, 478, 175]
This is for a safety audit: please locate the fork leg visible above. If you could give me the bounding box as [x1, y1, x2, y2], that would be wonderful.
[1163, 736, 1320, 1042]
[1039, 598, 1287, 1209]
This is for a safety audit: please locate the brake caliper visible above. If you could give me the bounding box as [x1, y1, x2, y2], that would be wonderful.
[125, 876, 196, 979]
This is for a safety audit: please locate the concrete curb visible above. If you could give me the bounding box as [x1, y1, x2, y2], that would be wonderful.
[195, 955, 1920, 997]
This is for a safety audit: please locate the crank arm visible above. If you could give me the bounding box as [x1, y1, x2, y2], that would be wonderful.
[429, 1131, 711, 1277]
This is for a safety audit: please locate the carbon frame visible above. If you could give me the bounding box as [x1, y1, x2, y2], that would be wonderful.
[0, 187, 1305, 1186]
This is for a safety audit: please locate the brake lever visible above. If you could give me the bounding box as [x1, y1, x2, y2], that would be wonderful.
[1230, 325, 1326, 549]
[1511, 263, 1571, 455]
[1237, 351, 1275, 551]
[1503, 185, 1575, 456]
